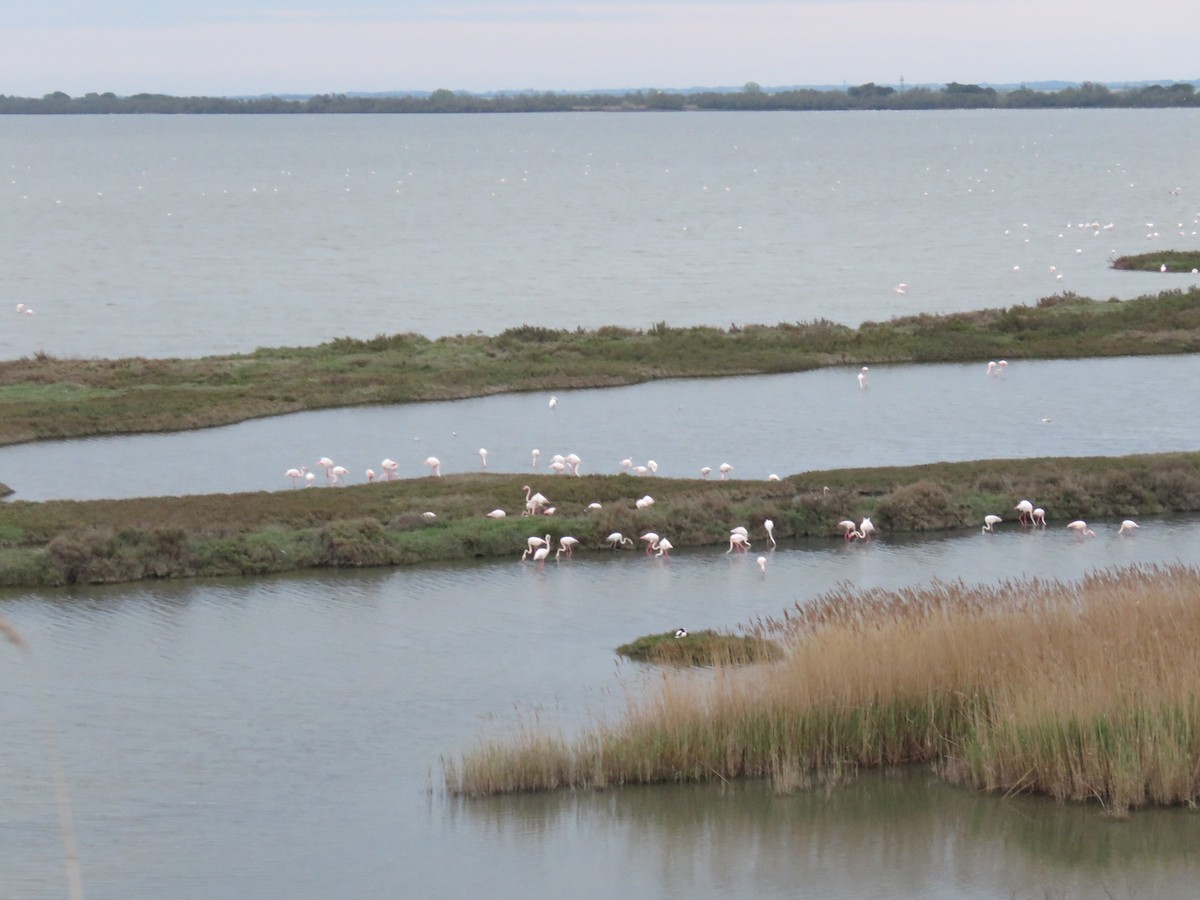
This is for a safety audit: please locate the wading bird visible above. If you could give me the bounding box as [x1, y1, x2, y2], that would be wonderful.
[1066, 520, 1096, 540]
[424, 456, 442, 477]
[982, 514, 1002, 533]
[1014, 499, 1034, 525]
[764, 519, 776, 548]
[857, 366, 869, 389]
[605, 532, 634, 549]
[1118, 519, 1140, 535]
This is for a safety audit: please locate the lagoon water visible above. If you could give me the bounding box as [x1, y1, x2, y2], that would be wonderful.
[2, 110, 1200, 898]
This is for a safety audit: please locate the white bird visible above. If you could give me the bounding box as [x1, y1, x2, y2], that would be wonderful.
[620, 457, 633, 472]
[838, 519, 861, 542]
[330, 465, 349, 485]
[646, 460, 658, 475]
[486, 509, 507, 519]
[424, 456, 442, 477]
[639, 532, 661, 554]
[557, 536, 579, 557]
[1014, 499, 1034, 525]
[727, 532, 750, 553]
[478, 448, 488, 469]
[858, 517, 875, 541]
[381, 458, 399, 481]
[422, 511, 437, 521]
[1118, 519, 1139, 535]
[1032, 508, 1047, 527]
[982, 514, 1002, 533]
[531, 449, 541, 470]
[700, 466, 712, 479]
[857, 366, 869, 389]
[757, 556, 766, 575]
[1066, 520, 1096, 540]
[586, 502, 602, 510]
[764, 519, 776, 548]
[565, 453, 582, 476]
[605, 532, 634, 549]
[674, 628, 688, 639]
[548, 396, 558, 409]
[654, 538, 673, 558]
[284, 466, 307, 488]
[718, 463, 733, 480]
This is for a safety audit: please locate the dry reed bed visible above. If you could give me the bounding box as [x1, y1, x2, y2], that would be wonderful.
[446, 564, 1200, 813]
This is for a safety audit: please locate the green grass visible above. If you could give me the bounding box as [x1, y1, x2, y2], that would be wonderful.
[616, 630, 784, 667]
[1111, 251, 1200, 273]
[1, 286, 1199, 445]
[0, 453, 1196, 587]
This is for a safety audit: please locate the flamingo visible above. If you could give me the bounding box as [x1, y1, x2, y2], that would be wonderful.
[757, 556, 766, 576]
[1014, 499, 1034, 525]
[486, 509, 507, 519]
[548, 396, 558, 409]
[605, 532, 634, 549]
[528, 544, 551, 567]
[479, 448, 488, 469]
[565, 453, 582, 476]
[674, 628, 688, 638]
[531, 449, 541, 470]
[1032, 507, 1047, 527]
[557, 536, 579, 558]
[317, 457, 335, 483]
[654, 538, 673, 558]
[620, 457, 633, 472]
[858, 517, 875, 541]
[764, 518, 776, 548]
[838, 520, 861, 542]
[522, 485, 548, 515]
[1066, 520, 1096, 540]
[424, 456, 442, 477]
[646, 460, 658, 475]
[586, 502, 602, 510]
[522, 534, 551, 558]
[304, 471, 316, 488]
[1118, 519, 1139, 535]
[365, 469, 376, 483]
[422, 511, 437, 521]
[548, 460, 567, 475]
[284, 466, 307, 488]
[718, 462, 733, 480]
[727, 533, 750, 553]
[768, 473, 780, 482]
[986, 360, 999, 377]
[982, 514, 1002, 533]
[381, 458, 399, 481]
[639, 532, 660, 554]
[700, 466, 712, 479]
[857, 366, 869, 389]
[330, 465, 349, 485]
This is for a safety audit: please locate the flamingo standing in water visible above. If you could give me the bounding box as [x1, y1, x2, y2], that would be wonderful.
[317, 457, 335, 483]
[1032, 507, 1047, 527]
[1066, 520, 1096, 540]
[1118, 519, 1139, 535]
[757, 556, 767, 576]
[764, 519, 776, 548]
[838, 520, 861, 542]
[478, 448, 488, 469]
[381, 459, 399, 481]
[424, 456, 442, 477]
[654, 538, 673, 558]
[285, 466, 308, 488]
[727, 532, 751, 553]
[858, 517, 875, 541]
[330, 465, 349, 486]
[857, 366, 869, 389]
[718, 463, 733, 480]
[1014, 499, 1034, 525]
[605, 532, 634, 549]
[982, 514, 1002, 533]
[557, 536, 579, 558]
[639, 532, 661, 555]
[700, 466, 712, 479]
[531, 449, 541, 470]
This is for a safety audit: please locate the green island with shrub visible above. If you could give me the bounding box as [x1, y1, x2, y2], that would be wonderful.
[1111, 251, 1200, 273]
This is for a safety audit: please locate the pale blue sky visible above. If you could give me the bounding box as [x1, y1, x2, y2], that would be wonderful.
[6, 1, 1196, 97]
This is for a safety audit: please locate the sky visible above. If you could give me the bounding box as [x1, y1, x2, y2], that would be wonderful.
[5, 1, 1197, 98]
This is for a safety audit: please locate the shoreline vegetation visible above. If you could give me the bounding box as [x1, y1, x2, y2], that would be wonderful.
[0, 282, 1197, 588]
[445, 563, 1200, 815]
[2, 284, 1198, 447]
[6, 81, 1200, 114]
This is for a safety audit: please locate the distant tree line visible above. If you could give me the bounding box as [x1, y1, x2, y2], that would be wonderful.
[3, 81, 1198, 114]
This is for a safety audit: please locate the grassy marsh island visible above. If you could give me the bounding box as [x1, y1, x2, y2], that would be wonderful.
[1112, 251, 1200, 273]
[0, 453, 1197, 587]
[445, 564, 1200, 815]
[1, 286, 1199, 446]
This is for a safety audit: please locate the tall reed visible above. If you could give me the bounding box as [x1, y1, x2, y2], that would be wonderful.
[446, 564, 1200, 813]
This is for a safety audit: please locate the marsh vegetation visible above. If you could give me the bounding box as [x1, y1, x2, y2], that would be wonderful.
[446, 564, 1200, 814]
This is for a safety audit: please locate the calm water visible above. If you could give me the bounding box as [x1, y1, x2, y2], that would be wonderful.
[2, 110, 1199, 361]
[1, 353, 1198, 501]
[3, 523, 1200, 899]
[2, 110, 1200, 898]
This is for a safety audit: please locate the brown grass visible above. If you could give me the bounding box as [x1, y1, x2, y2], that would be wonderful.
[446, 564, 1200, 814]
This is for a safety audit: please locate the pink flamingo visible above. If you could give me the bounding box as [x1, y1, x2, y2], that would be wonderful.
[381, 458, 399, 481]
[1014, 499, 1034, 526]
[1066, 520, 1096, 540]
[284, 466, 307, 488]
[719, 463, 733, 480]
[424, 456, 441, 477]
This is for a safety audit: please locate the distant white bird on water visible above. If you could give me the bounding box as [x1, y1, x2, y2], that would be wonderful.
[1118, 519, 1139, 535]
[982, 514, 1002, 533]
[857, 366, 869, 389]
